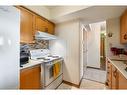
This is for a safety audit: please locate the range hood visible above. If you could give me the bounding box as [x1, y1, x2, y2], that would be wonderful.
[35, 31, 57, 40]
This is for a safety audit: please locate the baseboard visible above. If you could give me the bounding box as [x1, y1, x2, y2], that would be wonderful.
[79, 76, 83, 87]
[63, 78, 83, 88]
[87, 66, 100, 70]
[63, 80, 79, 88]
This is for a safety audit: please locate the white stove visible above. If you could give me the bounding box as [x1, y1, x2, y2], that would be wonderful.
[30, 49, 61, 62]
[30, 49, 63, 89]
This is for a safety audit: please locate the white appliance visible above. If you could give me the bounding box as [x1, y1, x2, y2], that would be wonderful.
[0, 6, 20, 89]
[35, 31, 57, 40]
[30, 49, 63, 89]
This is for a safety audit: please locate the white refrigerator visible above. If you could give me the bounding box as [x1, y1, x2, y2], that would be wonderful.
[0, 6, 20, 89]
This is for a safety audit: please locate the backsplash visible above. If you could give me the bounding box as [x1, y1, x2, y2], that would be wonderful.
[20, 40, 49, 52]
[29, 40, 49, 49]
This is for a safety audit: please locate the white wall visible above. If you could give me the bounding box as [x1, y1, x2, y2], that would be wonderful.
[49, 39, 67, 60]
[87, 22, 101, 68]
[0, 6, 19, 89]
[106, 18, 127, 57]
[54, 20, 80, 85]
[25, 6, 51, 20]
[79, 23, 84, 80]
[83, 26, 88, 72]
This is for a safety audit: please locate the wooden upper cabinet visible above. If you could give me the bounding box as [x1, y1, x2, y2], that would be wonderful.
[16, 6, 55, 43]
[20, 65, 41, 89]
[118, 71, 127, 89]
[120, 9, 127, 44]
[35, 16, 48, 33]
[35, 16, 55, 34]
[18, 7, 35, 43]
[47, 22, 55, 35]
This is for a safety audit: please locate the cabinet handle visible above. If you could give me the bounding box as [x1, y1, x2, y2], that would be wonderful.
[113, 69, 117, 78]
[105, 82, 109, 86]
[124, 33, 127, 40]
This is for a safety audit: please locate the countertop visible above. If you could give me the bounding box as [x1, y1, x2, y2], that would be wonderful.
[20, 58, 64, 70]
[108, 55, 127, 61]
[20, 60, 42, 70]
[107, 58, 127, 79]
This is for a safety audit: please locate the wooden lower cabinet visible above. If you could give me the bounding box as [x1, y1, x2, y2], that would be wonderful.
[106, 59, 127, 89]
[106, 61, 112, 88]
[111, 65, 118, 89]
[20, 65, 41, 89]
[118, 71, 127, 89]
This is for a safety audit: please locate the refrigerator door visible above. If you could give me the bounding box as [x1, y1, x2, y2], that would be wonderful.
[0, 6, 20, 89]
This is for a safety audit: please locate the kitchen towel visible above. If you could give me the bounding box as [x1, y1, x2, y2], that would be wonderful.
[53, 62, 60, 78]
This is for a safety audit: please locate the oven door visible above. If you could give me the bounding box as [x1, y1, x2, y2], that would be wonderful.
[44, 59, 63, 87]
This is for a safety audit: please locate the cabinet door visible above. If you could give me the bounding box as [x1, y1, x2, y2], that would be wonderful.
[47, 22, 55, 35]
[20, 8, 34, 43]
[118, 71, 127, 89]
[120, 9, 127, 44]
[111, 65, 118, 89]
[35, 16, 48, 33]
[20, 65, 41, 89]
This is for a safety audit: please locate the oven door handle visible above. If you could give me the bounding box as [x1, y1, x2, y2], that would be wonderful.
[45, 59, 63, 66]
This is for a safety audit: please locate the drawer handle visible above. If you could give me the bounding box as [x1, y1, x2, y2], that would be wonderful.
[105, 81, 109, 86]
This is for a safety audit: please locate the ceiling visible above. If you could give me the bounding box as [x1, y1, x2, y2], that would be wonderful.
[50, 6, 127, 24]
[25, 6, 127, 24]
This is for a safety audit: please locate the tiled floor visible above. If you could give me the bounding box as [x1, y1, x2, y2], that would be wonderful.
[83, 68, 106, 83]
[58, 67, 107, 89]
[80, 79, 107, 89]
[57, 79, 107, 89]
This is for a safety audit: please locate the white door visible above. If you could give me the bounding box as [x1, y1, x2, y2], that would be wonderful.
[0, 6, 20, 89]
[83, 28, 88, 72]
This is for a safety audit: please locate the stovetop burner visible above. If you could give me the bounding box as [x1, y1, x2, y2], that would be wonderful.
[48, 55, 59, 58]
[37, 57, 50, 60]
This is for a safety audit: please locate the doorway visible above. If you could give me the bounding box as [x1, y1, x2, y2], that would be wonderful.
[100, 27, 106, 70]
[82, 21, 107, 83]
